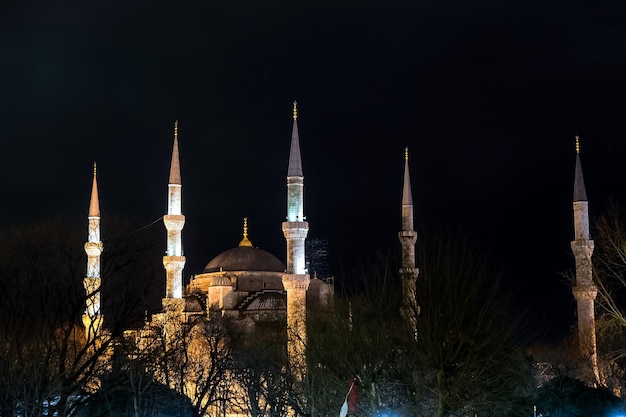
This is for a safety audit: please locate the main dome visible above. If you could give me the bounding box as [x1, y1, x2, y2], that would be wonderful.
[203, 246, 286, 273]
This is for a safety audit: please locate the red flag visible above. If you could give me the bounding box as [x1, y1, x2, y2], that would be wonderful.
[339, 377, 359, 417]
[348, 377, 359, 413]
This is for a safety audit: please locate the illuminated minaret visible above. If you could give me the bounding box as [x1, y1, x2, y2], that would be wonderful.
[282, 101, 310, 380]
[398, 147, 419, 338]
[570, 136, 599, 382]
[163, 121, 186, 303]
[83, 162, 104, 340]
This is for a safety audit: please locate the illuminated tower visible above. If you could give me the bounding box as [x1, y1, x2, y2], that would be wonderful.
[163, 121, 186, 305]
[570, 136, 599, 382]
[83, 162, 104, 340]
[282, 101, 310, 380]
[398, 147, 419, 338]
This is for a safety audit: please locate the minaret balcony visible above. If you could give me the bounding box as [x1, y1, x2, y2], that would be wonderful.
[163, 256, 186, 270]
[84, 241, 103, 257]
[399, 267, 418, 275]
[572, 284, 598, 301]
[398, 230, 417, 244]
[282, 221, 309, 238]
[164, 214, 185, 230]
[282, 273, 311, 291]
[570, 239, 595, 259]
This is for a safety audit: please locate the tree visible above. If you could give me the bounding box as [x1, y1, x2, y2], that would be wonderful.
[591, 201, 626, 401]
[306, 234, 535, 417]
[534, 375, 620, 417]
[0, 218, 100, 417]
[0, 216, 164, 417]
[306, 249, 425, 417]
[230, 319, 296, 417]
[409, 231, 534, 417]
[136, 309, 239, 417]
[77, 336, 195, 417]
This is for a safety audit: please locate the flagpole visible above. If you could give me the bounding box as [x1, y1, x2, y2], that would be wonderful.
[345, 379, 356, 401]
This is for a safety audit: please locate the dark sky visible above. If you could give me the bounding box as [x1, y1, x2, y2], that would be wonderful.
[2, 0, 626, 341]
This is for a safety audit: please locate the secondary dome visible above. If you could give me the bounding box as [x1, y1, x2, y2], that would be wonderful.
[203, 246, 285, 273]
[210, 276, 232, 287]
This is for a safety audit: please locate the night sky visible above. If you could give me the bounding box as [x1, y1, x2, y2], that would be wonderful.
[2, 0, 626, 341]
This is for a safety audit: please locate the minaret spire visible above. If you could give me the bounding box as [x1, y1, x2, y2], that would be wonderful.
[570, 136, 599, 382]
[169, 120, 181, 185]
[163, 121, 186, 303]
[402, 147, 414, 226]
[282, 100, 310, 382]
[83, 162, 104, 340]
[89, 162, 100, 217]
[399, 147, 419, 338]
[574, 136, 587, 202]
[287, 101, 303, 178]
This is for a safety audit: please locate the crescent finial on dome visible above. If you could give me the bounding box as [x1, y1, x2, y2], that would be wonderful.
[239, 217, 253, 247]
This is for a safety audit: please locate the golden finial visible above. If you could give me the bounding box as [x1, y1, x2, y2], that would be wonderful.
[404, 147, 409, 162]
[239, 217, 252, 247]
[575, 135, 580, 154]
[293, 101, 298, 120]
[93, 161, 97, 176]
[174, 120, 179, 139]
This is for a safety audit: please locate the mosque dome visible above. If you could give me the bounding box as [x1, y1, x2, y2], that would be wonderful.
[203, 218, 286, 273]
[203, 246, 285, 273]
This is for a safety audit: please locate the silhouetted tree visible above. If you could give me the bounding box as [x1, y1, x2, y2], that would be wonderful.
[0, 216, 164, 417]
[534, 375, 620, 417]
[591, 201, 626, 403]
[409, 231, 534, 417]
[306, 249, 422, 417]
[78, 335, 195, 417]
[230, 320, 296, 417]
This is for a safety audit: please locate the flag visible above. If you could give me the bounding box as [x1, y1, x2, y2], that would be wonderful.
[339, 398, 348, 417]
[339, 376, 359, 417]
[348, 377, 358, 412]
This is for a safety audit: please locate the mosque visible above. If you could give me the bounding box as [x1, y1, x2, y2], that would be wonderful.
[79, 99, 600, 413]
[80, 101, 407, 414]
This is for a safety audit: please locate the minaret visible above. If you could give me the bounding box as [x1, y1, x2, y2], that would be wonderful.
[398, 147, 419, 338]
[570, 136, 599, 382]
[83, 162, 104, 340]
[282, 101, 310, 380]
[163, 121, 186, 305]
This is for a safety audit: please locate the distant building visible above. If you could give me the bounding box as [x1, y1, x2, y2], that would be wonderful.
[306, 238, 331, 279]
